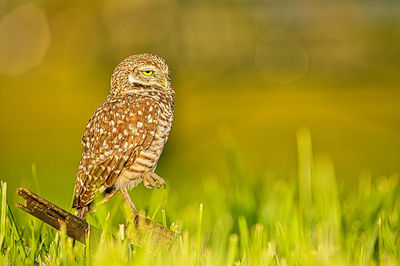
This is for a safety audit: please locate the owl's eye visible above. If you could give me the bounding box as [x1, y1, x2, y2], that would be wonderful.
[142, 70, 153, 76]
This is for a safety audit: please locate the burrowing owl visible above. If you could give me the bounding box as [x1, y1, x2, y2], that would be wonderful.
[73, 53, 174, 219]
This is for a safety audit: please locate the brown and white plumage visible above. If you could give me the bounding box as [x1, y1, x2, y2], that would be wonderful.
[73, 54, 174, 219]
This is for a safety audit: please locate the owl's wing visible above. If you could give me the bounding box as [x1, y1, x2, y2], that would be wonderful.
[73, 96, 160, 209]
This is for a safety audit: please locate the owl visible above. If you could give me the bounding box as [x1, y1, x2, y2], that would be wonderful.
[73, 53, 174, 219]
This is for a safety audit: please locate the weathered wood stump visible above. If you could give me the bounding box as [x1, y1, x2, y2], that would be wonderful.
[16, 187, 176, 251]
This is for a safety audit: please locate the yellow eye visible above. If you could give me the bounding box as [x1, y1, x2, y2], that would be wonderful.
[142, 70, 153, 76]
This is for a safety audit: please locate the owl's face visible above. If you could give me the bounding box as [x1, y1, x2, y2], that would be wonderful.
[111, 53, 172, 95]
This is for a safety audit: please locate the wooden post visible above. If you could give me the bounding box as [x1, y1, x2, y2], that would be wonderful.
[16, 187, 176, 250]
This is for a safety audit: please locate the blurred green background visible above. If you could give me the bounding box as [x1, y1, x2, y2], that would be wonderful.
[0, 0, 399, 210]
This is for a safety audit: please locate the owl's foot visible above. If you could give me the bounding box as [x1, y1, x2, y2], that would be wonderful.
[143, 172, 166, 189]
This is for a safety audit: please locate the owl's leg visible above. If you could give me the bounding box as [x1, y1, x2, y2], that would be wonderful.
[76, 206, 89, 219]
[120, 188, 139, 218]
[143, 172, 166, 189]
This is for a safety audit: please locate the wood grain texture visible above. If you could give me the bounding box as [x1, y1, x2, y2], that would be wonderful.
[16, 187, 176, 250]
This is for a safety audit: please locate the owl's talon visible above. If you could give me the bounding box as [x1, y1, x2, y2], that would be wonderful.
[143, 175, 156, 189]
[143, 172, 166, 190]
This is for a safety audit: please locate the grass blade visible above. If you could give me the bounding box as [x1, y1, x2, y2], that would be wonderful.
[7, 203, 26, 259]
[161, 209, 167, 227]
[196, 203, 204, 252]
[0, 181, 7, 247]
[238, 216, 249, 259]
[226, 233, 238, 265]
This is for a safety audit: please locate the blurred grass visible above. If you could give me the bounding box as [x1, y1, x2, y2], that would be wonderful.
[0, 130, 399, 265]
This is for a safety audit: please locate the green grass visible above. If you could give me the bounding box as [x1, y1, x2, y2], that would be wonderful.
[1, 129, 399, 265]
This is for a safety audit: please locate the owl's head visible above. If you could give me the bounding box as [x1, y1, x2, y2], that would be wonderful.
[110, 53, 172, 95]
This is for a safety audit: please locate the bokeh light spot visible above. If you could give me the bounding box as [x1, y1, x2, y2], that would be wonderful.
[255, 29, 309, 85]
[0, 4, 51, 75]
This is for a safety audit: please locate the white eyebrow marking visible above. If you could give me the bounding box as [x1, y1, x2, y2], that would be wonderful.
[128, 73, 135, 84]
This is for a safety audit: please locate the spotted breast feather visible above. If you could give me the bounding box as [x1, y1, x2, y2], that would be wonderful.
[73, 94, 160, 210]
